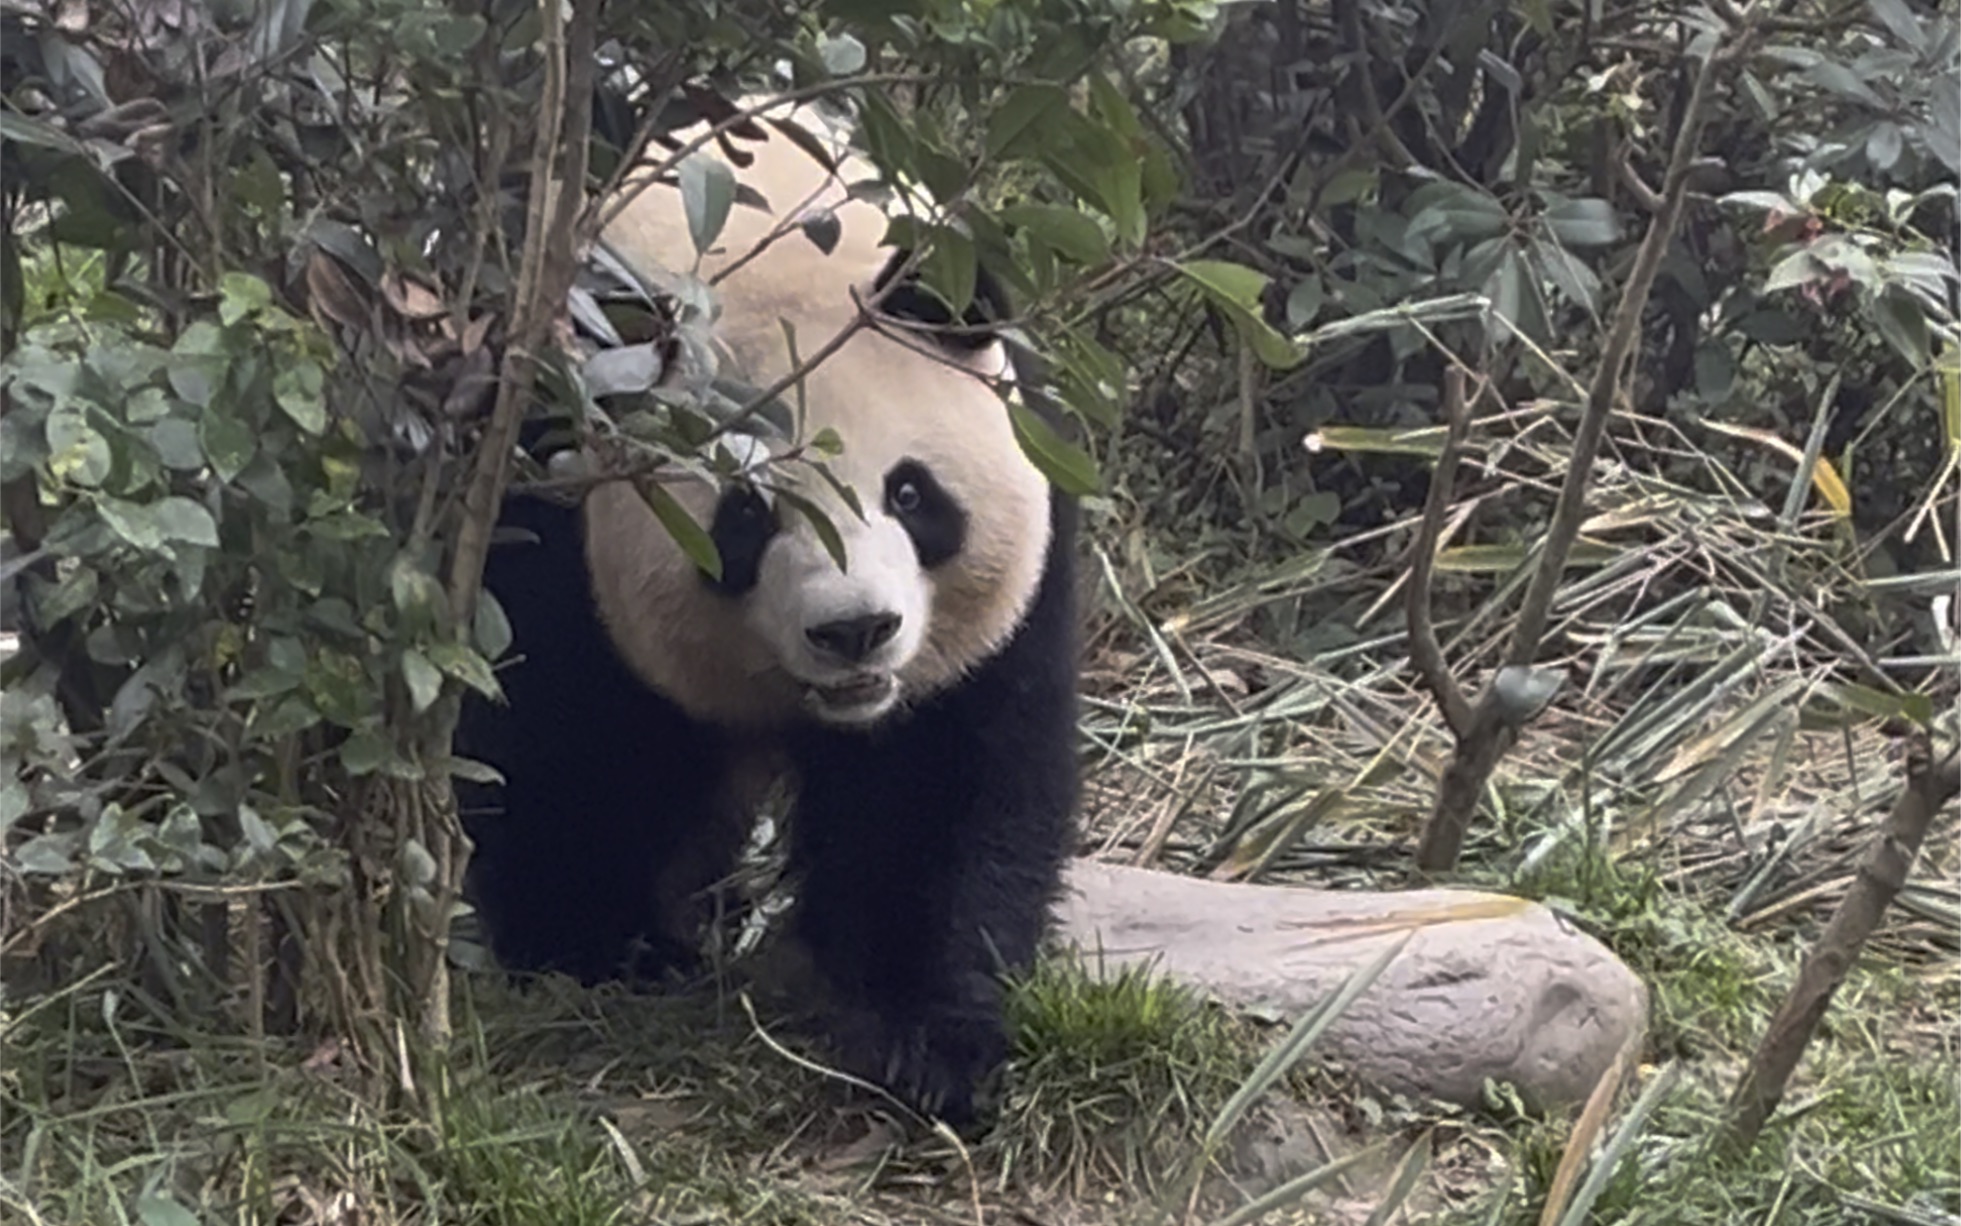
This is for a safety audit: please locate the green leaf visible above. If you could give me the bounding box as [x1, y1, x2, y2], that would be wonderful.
[808, 426, 844, 459]
[402, 647, 443, 714]
[1866, 121, 1904, 172]
[1485, 246, 1532, 341]
[0, 413, 46, 483]
[1530, 235, 1601, 312]
[1543, 197, 1622, 248]
[1173, 260, 1304, 369]
[200, 408, 256, 482]
[45, 405, 112, 487]
[305, 649, 374, 727]
[98, 498, 165, 551]
[474, 590, 513, 661]
[1814, 681, 1936, 728]
[218, 272, 272, 325]
[401, 836, 437, 887]
[1869, 289, 1930, 366]
[135, 1193, 202, 1226]
[1405, 184, 1510, 247]
[388, 555, 448, 636]
[910, 146, 968, 204]
[1285, 277, 1324, 328]
[800, 210, 842, 255]
[1087, 73, 1143, 141]
[427, 13, 485, 56]
[235, 452, 294, 516]
[426, 641, 502, 701]
[32, 563, 98, 627]
[238, 805, 279, 855]
[986, 84, 1068, 160]
[0, 778, 29, 832]
[856, 92, 916, 178]
[446, 756, 504, 785]
[1053, 332, 1125, 430]
[1866, 0, 1927, 51]
[1283, 490, 1343, 535]
[1000, 204, 1110, 266]
[816, 32, 866, 75]
[268, 636, 307, 675]
[1010, 403, 1100, 497]
[678, 154, 738, 255]
[1304, 424, 1447, 458]
[149, 417, 204, 470]
[15, 832, 79, 875]
[1763, 250, 1822, 293]
[274, 359, 327, 434]
[0, 109, 88, 154]
[339, 728, 390, 776]
[1088, 154, 1145, 249]
[249, 693, 321, 740]
[154, 495, 219, 547]
[634, 478, 721, 582]
[764, 116, 840, 176]
[920, 226, 978, 318]
[226, 666, 303, 701]
[773, 487, 850, 572]
[1806, 59, 1884, 108]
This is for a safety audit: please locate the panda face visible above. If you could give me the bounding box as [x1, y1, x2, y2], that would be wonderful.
[581, 103, 1053, 731]
[712, 448, 974, 725]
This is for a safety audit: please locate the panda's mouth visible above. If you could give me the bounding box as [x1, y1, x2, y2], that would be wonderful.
[801, 673, 898, 722]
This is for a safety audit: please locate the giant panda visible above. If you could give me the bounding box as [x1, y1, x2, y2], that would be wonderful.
[459, 95, 1081, 1124]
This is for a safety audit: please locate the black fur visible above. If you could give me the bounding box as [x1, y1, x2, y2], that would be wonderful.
[883, 459, 966, 569]
[703, 484, 778, 597]
[460, 490, 751, 985]
[460, 479, 1079, 1126]
[871, 250, 1011, 350]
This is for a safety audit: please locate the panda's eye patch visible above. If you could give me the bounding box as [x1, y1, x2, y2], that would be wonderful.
[884, 459, 965, 569]
[870, 251, 1009, 353]
[703, 484, 778, 597]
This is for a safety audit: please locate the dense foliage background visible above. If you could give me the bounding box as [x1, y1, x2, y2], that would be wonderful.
[2, 0, 1955, 1222]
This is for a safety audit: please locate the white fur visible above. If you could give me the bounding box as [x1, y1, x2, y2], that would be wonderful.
[747, 504, 928, 724]
[582, 97, 1052, 729]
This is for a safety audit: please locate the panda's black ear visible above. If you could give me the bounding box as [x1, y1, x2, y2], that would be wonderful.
[871, 250, 1010, 352]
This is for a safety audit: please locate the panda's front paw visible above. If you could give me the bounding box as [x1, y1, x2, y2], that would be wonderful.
[835, 1005, 1009, 1129]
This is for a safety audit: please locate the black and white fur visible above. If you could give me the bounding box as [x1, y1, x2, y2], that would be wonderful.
[461, 99, 1080, 1124]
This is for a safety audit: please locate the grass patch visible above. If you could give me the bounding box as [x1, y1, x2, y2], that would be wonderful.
[995, 955, 1264, 1200]
[1446, 836, 1961, 1224]
[1, 951, 1298, 1225]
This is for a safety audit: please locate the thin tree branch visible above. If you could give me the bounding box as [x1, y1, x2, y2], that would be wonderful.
[1719, 740, 1960, 1152]
[446, 0, 600, 628]
[1501, 34, 1740, 672]
[1414, 9, 1764, 873]
[1408, 366, 1474, 736]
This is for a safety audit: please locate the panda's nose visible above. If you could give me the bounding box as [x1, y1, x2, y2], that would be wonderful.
[806, 612, 901, 663]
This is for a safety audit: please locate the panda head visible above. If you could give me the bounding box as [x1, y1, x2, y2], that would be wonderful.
[582, 103, 1053, 729]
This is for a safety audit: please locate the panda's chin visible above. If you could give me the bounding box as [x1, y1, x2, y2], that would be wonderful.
[800, 673, 900, 725]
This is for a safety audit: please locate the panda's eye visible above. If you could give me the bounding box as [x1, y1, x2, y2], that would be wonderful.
[883, 458, 966, 568]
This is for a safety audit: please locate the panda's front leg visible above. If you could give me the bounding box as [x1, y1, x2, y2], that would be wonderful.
[787, 588, 1079, 1123]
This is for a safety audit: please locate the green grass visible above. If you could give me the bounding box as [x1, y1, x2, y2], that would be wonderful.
[6, 850, 1953, 1226]
[1446, 843, 1961, 1225]
[996, 956, 1264, 1199]
[0, 954, 1284, 1225]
